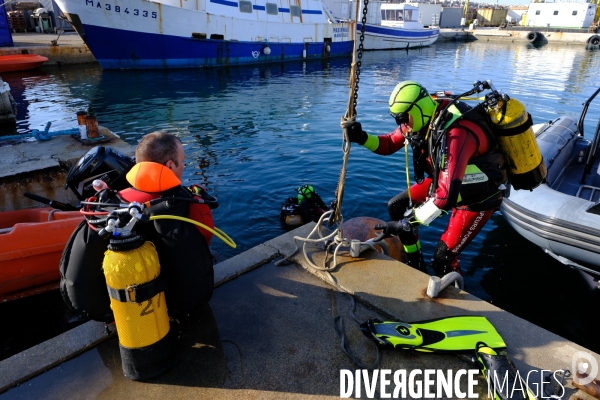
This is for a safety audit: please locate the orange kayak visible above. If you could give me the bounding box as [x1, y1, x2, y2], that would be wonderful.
[0, 208, 82, 302]
[0, 54, 48, 73]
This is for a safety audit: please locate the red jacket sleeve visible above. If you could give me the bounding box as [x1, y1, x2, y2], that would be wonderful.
[188, 201, 214, 245]
[374, 126, 408, 155]
[432, 120, 487, 211]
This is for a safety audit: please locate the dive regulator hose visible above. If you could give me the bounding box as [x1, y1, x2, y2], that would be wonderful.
[149, 215, 236, 249]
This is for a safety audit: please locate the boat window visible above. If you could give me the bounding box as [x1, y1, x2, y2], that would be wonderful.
[404, 10, 413, 21]
[396, 11, 403, 20]
[239, 0, 252, 13]
[384, 10, 395, 20]
[553, 10, 558, 15]
[535, 10, 540, 15]
[290, 5, 301, 17]
[572, 10, 578, 15]
[266, 2, 278, 15]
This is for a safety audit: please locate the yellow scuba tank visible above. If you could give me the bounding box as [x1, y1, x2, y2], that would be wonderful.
[487, 97, 547, 190]
[103, 235, 174, 380]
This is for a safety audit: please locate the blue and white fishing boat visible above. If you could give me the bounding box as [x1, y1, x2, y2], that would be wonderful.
[54, 0, 355, 69]
[501, 88, 600, 277]
[352, 2, 439, 50]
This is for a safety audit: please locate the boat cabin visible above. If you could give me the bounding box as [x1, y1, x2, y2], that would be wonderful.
[349, 1, 426, 29]
[380, 3, 423, 29]
[524, 1, 597, 28]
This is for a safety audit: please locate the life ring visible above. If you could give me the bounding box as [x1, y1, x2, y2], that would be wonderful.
[588, 35, 600, 46]
[527, 31, 541, 43]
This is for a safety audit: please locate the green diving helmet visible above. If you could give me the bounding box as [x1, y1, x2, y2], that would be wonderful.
[297, 184, 315, 204]
[388, 81, 437, 133]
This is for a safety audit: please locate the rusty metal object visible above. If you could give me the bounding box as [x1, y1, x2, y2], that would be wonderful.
[573, 372, 600, 399]
[76, 111, 87, 125]
[341, 216, 405, 262]
[85, 115, 99, 138]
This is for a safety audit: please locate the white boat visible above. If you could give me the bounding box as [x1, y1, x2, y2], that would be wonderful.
[54, 0, 355, 69]
[500, 88, 600, 277]
[351, 2, 439, 50]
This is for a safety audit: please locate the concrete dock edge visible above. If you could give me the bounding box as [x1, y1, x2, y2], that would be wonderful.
[0, 222, 598, 396]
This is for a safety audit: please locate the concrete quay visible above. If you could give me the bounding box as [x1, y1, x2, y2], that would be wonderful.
[0, 128, 134, 212]
[469, 27, 599, 45]
[0, 220, 598, 399]
[438, 27, 599, 45]
[0, 32, 95, 66]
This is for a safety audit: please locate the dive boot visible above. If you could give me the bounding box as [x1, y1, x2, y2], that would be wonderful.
[359, 316, 506, 352]
[476, 343, 536, 399]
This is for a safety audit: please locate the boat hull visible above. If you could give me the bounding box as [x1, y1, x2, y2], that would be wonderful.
[358, 23, 439, 50]
[0, 208, 82, 302]
[500, 116, 600, 272]
[0, 55, 48, 73]
[56, 0, 354, 69]
[502, 189, 600, 270]
[75, 24, 354, 69]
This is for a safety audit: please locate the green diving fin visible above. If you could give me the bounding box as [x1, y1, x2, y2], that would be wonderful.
[476, 343, 537, 399]
[359, 316, 506, 352]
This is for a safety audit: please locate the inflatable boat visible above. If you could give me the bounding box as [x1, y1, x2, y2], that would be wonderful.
[0, 208, 82, 302]
[500, 89, 600, 276]
[0, 54, 48, 73]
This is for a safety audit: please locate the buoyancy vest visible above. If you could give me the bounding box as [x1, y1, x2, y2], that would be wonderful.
[60, 162, 215, 321]
[452, 103, 508, 208]
[424, 101, 508, 209]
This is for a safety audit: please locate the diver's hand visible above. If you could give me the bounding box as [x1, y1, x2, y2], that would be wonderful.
[374, 219, 414, 237]
[347, 122, 368, 145]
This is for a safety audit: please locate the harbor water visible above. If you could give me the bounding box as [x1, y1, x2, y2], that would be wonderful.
[1, 40, 599, 355]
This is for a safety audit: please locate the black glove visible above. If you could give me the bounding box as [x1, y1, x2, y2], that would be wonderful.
[374, 219, 414, 237]
[347, 122, 368, 145]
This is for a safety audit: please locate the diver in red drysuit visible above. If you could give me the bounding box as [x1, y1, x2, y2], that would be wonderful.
[348, 81, 507, 276]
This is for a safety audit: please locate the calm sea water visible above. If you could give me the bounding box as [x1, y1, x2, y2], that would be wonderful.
[2, 40, 599, 353]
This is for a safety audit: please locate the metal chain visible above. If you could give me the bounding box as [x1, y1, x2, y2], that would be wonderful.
[330, 0, 369, 227]
[352, 0, 369, 116]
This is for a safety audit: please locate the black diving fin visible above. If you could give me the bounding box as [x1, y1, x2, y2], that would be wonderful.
[359, 316, 506, 352]
[476, 342, 537, 399]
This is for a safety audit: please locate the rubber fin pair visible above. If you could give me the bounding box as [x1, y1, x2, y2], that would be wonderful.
[359, 316, 506, 352]
[476, 343, 537, 399]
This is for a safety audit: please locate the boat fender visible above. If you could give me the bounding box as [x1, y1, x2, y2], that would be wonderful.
[103, 235, 174, 381]
[588, 35, 600, 46]
[487, 97, 547, 190]
[527, 31, 541, 43]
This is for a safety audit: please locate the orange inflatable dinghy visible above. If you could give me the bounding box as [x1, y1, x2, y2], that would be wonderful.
[0, 208, 82, 302]
[0, 54, 48, 73]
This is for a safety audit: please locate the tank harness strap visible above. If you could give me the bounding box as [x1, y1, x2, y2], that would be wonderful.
[106, 277, 168, 303]
[492, 113, 533, 137]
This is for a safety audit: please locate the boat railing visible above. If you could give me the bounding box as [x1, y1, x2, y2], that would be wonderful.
[578, 86, 600, 184]
[577, 86, 600, 138]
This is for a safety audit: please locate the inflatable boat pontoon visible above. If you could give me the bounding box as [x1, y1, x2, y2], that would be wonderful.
[501, 88, 600, 277]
